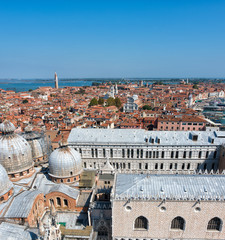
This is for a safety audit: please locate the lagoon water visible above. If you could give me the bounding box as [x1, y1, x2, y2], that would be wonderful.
[0, 79, 93, 92]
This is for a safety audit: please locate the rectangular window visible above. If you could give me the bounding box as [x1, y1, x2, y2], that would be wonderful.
[139, 163, 142, 169]
[187, 163, 190, 169]
[145, 163, 148, 169]
[122, 149, 125, 158]
[110, 149, 113, 158]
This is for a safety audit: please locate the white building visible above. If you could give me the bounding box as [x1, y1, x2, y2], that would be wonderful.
[123, 96, 139, 112]
[68, 128, 225, 173]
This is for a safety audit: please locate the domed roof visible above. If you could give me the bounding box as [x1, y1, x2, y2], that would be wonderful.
[0, 120, 16, 134]
[49, 145, 82, 178]
[22, 125, 42, 140]
[0, 164, 13, 196]
[21, 126, 48, 159]
[0, 121, 33, 174]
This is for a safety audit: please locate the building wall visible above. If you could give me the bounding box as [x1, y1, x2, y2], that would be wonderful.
[45, 192, 79, 212]
[49, 174, 80, 184]
[27, 194, 45, 227]
[112, 200, 225, 239]
[71, 145, 219, 173]
[8, 166, 35, 182]
[0, 188, 13, 204]
[157, 121, 205, 131]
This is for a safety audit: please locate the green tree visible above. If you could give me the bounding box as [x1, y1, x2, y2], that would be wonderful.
[28, 89, 33, 92]
[142, 105, 152, 110]
[193, 84, 198, 89]
[106, 97, 115, 106]
[98, 98, 104, 105]
[22, 99, 28, 104]
[89, 98, 98, 107]
[115, 97, 122, 108]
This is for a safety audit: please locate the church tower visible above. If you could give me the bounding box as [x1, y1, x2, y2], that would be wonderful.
[55, 72, 59, 89]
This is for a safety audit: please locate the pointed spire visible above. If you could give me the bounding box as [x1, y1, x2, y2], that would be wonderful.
[50, 201, 57, 217]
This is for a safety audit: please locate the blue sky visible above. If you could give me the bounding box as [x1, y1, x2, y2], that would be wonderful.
[0, 0, 225, 78]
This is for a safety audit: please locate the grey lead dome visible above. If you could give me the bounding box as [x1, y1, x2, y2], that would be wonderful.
[0, 120, 16, 134]
[21, 126, 48, 160]
[0, 121, 33, 174]
[0, 164, 13, 196]
[49, 145, 82, 178]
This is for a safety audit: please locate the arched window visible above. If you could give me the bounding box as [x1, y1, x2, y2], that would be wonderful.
[64, 199, 68, 207]
[134, 216, 148, 230]
[171, 216, 185, 230]
[207, 217, 222, 231]
[56, 197, 61, 206]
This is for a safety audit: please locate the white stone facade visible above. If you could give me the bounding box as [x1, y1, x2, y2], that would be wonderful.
[68, 129, 225, 173]
[76, 145, 219, 173]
